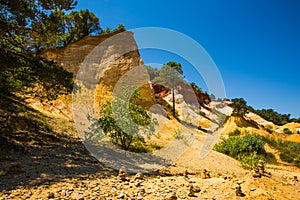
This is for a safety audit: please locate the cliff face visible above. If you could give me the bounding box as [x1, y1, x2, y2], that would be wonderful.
[42, 31, 144, 87]
[43, 31, 210, 107]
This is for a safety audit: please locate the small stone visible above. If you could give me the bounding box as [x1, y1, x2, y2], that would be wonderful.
[138, 188, 145, 194]
[192, 185, 201, 193]
[188, 191, 196, 197]
[46, 192, 55, 199]
[69, 192, 84, 200]
[60, 190, 66, 196]
[250, 188, 256, 191]
[188, 178, 196, 183]
[294, 176, 298, 182]
[135, 173, 144, 180]
[184, 170, 189, 178]
[188, 185, 198, 197]
[200, 169, 210, 179]
[117, 193, 125, 199]
[166, 192, 177, 200]
[252, 173, 261, 178]
[135, 181, 141, 187]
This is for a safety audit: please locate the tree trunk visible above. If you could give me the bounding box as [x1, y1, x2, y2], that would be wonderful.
[172, 88, 176, 117]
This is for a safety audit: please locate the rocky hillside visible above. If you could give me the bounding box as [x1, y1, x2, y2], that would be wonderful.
[43, 31, 211, 113]
[1, 31, 300, 200]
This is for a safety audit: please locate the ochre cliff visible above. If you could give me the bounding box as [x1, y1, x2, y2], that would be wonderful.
[43, 31, 210, 109]
[42, 31, 144, 88]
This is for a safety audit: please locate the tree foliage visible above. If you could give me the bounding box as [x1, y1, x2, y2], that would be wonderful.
[252, 108, 292, 126]
[190, 82, 202, 92]
[231, 98, 299, 125]
[154, 61, 184, 118]
[102, 24, 126, 34]
[231, 98, 249, 117]
[0, 0, 102, 100]
[98, 87, 156, 151]
[146, 65, 159, 80]
[63, 9, 101, 45]
[1, 0, 101, 51]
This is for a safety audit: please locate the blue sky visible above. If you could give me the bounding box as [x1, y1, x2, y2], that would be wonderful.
[76, 0, 300, 118]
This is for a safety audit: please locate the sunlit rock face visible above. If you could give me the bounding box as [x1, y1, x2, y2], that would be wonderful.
[42, 31, 144, 88]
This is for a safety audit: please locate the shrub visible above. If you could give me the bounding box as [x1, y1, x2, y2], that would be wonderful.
[197, 111, 206, 117]
[239, 151, 265, 169]
[295, 155, 300, 167]
[214, 134, 265, 168]
[283, 128, 292, 134]
[264, 136, 300, 167]
[149, 143, 163, 150]
[279, 153, 294, 163]
[96, 87, 156, 152]
[264, 125, 273, 133]
[228, 129, 241, 137]
[263, 135, 277, 147]
[128, 139, 149, 153]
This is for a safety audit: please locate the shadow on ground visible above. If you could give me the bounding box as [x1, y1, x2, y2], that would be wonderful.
[0, 94, 115, 192]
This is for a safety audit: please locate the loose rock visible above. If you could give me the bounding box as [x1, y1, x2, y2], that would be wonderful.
[118, 166, 128, 181]
[200, 169, 210, 179]
[135, 173, 144, 180]
[166, 192, 177, 200]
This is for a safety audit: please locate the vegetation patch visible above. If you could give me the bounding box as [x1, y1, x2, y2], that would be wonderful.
[263, 136, 300, 167]
[283, 128, 293, 135]
[214, 134, 266, 169]
[87, 86, 158, 152]
[264, 125, 274, 134]
[228, 129, 241, 137]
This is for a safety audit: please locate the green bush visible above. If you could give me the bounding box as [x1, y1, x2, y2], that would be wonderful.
[283, 128, 292, 134]
[228, 129, 241, 137]
[128, 139, 150, 153]
[197, 111, 206, 117]
[263, 136, 300, 167]
[239, 151, 264, 169]
[149, 143, 163, 150]
[277, 139, 300, 152]
[214, 134, 266, 168]
[295, 155, 300, 167]
[279, 153, 294, 163]
[264, 125, 273, 133]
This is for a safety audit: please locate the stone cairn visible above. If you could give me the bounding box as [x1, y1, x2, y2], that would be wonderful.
[234, 180, 244, 197]
[200, 169, 210, 179]
[258, 160, 265, 174]
[252, 160, 270, 178]
[118, 166, 128, 181]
